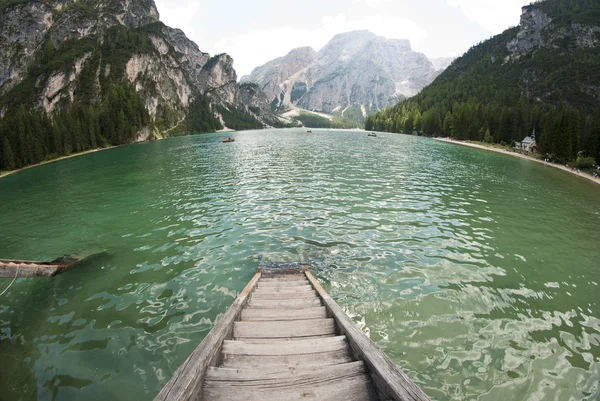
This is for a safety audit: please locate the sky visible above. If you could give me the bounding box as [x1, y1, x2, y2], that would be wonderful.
[154, 0, 528, 77]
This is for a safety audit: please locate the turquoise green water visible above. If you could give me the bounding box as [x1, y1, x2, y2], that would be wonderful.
[0, 129, 599, 401]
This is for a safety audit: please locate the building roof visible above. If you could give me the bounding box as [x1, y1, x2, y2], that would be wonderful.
[522, 136, 535, 143]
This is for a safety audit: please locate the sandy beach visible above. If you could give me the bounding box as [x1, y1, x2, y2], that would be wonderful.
[434, 138, 600, 186]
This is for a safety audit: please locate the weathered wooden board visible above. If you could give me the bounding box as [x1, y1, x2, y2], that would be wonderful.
[205, 360, 366, 382]
[251, 292, 318, 300]
[0, 261, 65, 278]
[260, 276, 307, 282]
[221, 349, 353, 369]
[0, 251, 106, 278]
[258, 280, 309, 288]
[233, 319, 336, 339]
[204, 371, 378, 401]
[305, 271, 431, 401]
[241, 307, 328, 321]
[222, 336, 348, 356]
[253, 285, 315, 293]
[248, 298, 323, 309]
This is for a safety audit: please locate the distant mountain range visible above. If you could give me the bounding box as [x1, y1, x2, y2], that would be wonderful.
[241, 31, 454, 122]
[366, 0, 600, 164]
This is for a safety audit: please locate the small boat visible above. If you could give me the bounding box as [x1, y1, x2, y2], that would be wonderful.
[155, 263, 430, 401]
[307, 130, 313, 133]
[368, 133, 377, 137]
[223, 138, 235, 143]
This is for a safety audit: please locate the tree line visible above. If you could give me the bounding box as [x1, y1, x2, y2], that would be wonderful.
[366, 101, 600, 164]
[366, 0, 600, 165]
[0, 84, 149, 170]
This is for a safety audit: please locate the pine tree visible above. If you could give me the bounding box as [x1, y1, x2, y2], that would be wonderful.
[2, 137, 15, 170]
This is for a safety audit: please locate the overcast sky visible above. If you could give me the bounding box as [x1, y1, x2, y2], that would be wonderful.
[154, 0, 528, 77]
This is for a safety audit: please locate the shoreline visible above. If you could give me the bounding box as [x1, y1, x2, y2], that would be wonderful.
[0, 130, 245, 181]
[0, 147, 116, 181]
[434, 138, 600, 186]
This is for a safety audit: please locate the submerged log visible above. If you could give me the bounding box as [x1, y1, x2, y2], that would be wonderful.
[0, 252, 105, 278]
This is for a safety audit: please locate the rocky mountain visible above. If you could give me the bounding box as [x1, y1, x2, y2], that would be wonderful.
[430, 57, 456, 71]
[366, 0, 600, 164]
[241, 30, 441, 117]
[0, 0, 281, 170]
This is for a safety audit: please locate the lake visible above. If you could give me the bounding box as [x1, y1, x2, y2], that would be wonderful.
[0, 129, 599, 401]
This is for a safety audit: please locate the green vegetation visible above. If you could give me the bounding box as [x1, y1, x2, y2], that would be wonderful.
[366, 0, 600, 164]
[0, 84, 149, 170]
[0, 0, 31, 12]
[531, 0, 600, 25]
[216, 105, 264, 131]
[294, 110, 363, 129]
[574, 156, 596, 169]
[331, 104, 366, 126]
[0, 16, 225, 170]
[188, 96, 223, 133]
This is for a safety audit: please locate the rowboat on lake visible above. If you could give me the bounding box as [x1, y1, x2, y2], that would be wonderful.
[154, 263, 430, 401]
[368, 133, 377, 137]
[223, 138, 235, 143]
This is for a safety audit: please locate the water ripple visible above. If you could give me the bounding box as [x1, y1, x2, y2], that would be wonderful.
[0, 129, 599, 400]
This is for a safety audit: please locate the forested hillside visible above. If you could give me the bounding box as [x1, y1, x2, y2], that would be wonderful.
[0, 0, 279, 171]
[366, 0, 600, 164]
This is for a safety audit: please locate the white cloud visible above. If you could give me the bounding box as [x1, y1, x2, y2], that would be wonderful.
[447, 0, 524, 34]
[153, 0, 523, 78]
[355, 0, 393, 8]
[212, 13, 428, 77]
[154, 0, 201, 39]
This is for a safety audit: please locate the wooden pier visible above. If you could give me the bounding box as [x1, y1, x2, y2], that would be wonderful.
[155, 264, 430, 401]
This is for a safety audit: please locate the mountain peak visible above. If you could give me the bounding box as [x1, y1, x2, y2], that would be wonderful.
[244, 30, 440, 115]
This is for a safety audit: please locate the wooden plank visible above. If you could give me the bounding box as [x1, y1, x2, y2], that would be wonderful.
[258, 280, 309, 288]
[205, 360, 366, 382]
[247, 298, 322, 310]
[0, 262, 63, 278]
[251, 292, 318, 300]
[222, 336, 348, 356]
[260, 276, 306, 281]
[234, 319, 336, 339]
[203, 363, 378, 401]
[305, 271, 431, 401]
[0, 252, 106, 278]
[238, 335, 337, 342]
[241, 307, 327, 321]
[221, 349, 353, 369]
[153, 271, 262, 401]
[253, 286, 315, 293]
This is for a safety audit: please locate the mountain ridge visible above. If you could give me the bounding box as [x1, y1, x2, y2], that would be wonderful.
[0, 0, 282, 170]
[242, 30, 445, 119]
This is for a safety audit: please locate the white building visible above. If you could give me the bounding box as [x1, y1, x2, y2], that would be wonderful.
[515, 129, 539, 153]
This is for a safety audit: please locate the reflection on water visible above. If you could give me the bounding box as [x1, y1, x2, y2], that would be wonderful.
[0, 129, 599, 401]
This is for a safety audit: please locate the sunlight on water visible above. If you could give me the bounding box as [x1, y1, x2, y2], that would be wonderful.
[0, 129, 599, 401]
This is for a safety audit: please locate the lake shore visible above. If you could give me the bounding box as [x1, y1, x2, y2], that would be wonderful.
[0, 147, 115, 180]
[434, 137, 600, 186]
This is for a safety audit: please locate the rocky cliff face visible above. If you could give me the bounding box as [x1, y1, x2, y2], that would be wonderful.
[243, 31, 441, 115]
[507, 7, 553, 57]
[508, 5, 600, 58]
[503, 2, 600, 104]
[0, 0, 271, 134]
